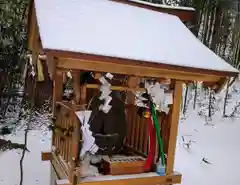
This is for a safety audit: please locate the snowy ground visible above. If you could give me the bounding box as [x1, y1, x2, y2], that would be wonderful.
[176, 112, 240, 185]
[0, 131, 51, 185]
[0, 82, 240, 185]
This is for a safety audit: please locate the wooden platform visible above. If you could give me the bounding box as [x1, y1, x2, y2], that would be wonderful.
[79, 172, 182, 185]
[42, 150, 182, 185]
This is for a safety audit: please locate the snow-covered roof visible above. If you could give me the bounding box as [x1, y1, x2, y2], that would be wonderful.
[34, 0, 238, 75]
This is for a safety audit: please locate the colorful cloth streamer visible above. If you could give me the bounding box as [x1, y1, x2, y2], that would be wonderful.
[144, 101, 166, 171]
[144, 106, 156, 171]
[151, 102, 165, 166]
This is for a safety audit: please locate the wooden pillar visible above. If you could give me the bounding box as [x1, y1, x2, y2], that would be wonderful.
[46, 55, 55, 81]
[80, 84, 87, 105]
[31, 22, 40, 67]
[29, 17, 42, 104]
[69, 101, 79, 183]
[166, 80, 182, 175]
[126, 76, 138, 103]
[72, 72, 81, 104]
[53, 66, 63, 116]
[126, 76, 138, 147]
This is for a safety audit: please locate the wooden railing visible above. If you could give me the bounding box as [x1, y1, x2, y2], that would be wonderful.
[52, 101, 83, 181]
[125, 105, 149, 156]
[125, 105, 171, 163]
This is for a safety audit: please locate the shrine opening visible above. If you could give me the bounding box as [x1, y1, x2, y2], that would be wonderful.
[27, 0, 239, 185]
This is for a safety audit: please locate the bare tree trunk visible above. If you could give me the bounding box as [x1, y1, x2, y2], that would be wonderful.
[202, 0, 211, 45]
[210, 4, 222, 52]
[193, 82, 198, 110]
[183, 85, 189, 115]
[223, 78, 230, 117]
[216, 11, 225, 55]
[208, 89, 212, 118]
[206, 2, 216, 47]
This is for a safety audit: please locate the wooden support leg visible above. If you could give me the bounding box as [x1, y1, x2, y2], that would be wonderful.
[166, 80, 182, 175]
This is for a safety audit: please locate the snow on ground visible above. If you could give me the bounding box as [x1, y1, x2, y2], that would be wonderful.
[175, 81, 240, 185]
[0, 82, 240, 185]
[176, 112, 240, 185]
[0, 131, 51, 185]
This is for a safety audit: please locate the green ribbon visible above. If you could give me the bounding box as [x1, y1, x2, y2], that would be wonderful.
[150, 102, 165, 166]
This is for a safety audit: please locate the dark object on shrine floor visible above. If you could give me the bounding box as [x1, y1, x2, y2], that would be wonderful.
[88, 91, 127, 155]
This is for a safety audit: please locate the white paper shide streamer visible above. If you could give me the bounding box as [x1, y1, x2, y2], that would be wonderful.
[136, 82, 173, 114]
[99, 73, 113, 114]
[75, 110, 99, 158]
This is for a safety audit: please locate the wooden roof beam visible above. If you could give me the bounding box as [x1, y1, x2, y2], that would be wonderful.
[56, 57, 222, 83]
[112, 0, 196, 22]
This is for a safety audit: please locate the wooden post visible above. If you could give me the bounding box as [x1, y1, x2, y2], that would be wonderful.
[52, 67, 63, 151]
[72, 72, 81, 104]
[69, 101, 80, 184]
[126, 76, 138, 147]
[166, 80, 182, 175]
[80, 84, 87, 105]
[126, 76, 138, 103]
[53, 67, 63, 116]
[46, 55, 55, 81]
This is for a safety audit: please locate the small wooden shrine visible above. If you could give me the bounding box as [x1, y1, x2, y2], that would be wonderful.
[27, 0, 239, 185]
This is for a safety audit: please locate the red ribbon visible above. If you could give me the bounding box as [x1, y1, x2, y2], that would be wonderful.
[144, 111, 156, 171]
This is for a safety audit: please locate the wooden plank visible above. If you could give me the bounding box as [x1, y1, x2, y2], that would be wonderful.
[57, 58, 222, 82]
[86, 84, 145, 92]
[46, 55, 55, 81]
[53, 68, 63, 116]
[79, 172, 182, 185]
[47, 50, 238, 78]
[58, 155, 70, 177]
[126, 77, 138, 147]
[70, 101, 80, 183]
[72, 71, 81, 104]
[166, 81, 182, 174]
[51, 152, 68, 179]
[55, 70, 63, 101]
[134, 113, 140, 150]
[80, 84, 87, 105]
[27, 1, 36, 51]
[138, 117, 145, 152]
[41, 151, 52, 161]
[31, 22, 41, 67]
